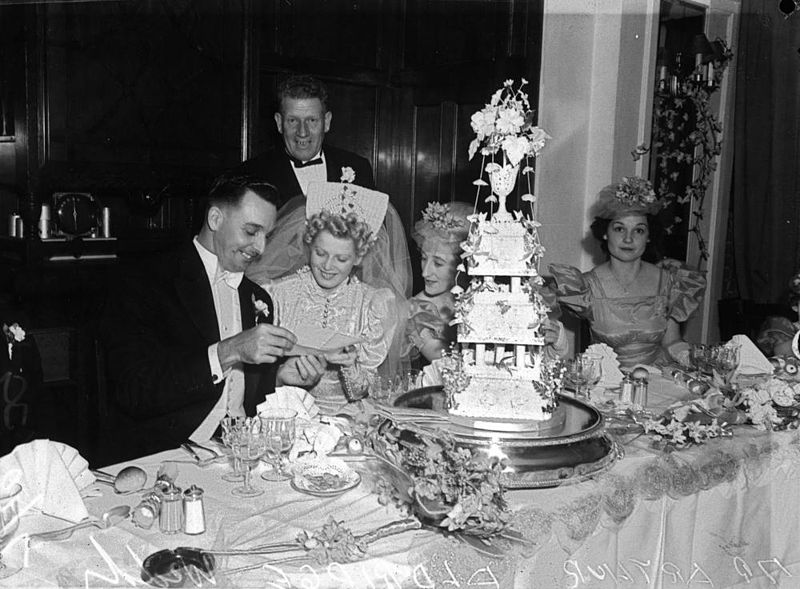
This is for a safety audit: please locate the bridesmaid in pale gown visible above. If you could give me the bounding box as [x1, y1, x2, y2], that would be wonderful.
[549, 177, 706, 368]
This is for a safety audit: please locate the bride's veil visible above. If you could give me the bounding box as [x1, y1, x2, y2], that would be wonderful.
[245, 194, 413, 378]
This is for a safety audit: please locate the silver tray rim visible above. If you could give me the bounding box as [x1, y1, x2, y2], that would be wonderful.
[394, 387, 606, 447]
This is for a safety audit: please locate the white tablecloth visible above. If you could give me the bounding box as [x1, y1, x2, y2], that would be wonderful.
[4, 376, 800, 588]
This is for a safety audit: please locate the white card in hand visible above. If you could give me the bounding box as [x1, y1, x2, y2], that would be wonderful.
[286, 324, 363, 355]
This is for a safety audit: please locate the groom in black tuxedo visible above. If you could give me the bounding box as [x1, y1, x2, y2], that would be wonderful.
[99, 174, 324, 463]
[238, 74, 375, 200]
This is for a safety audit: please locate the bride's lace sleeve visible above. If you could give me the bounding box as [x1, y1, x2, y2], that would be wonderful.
[355, 286, 398, 371]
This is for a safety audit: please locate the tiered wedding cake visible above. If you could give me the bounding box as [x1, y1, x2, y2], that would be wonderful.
[442, 79, 563, 423]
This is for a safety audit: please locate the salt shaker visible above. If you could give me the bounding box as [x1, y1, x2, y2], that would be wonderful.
[158, 484, 183, 534]
[183, 485, 206, 535]
[619, 374, 634, 404]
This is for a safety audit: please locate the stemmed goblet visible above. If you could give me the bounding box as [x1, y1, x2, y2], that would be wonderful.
[259, 408, 297, 482]
[231, 419, 268, 498]
[711, 344, 740, 387]
[580, 353, 603, 396]
[566, 353, 603, 399]
[221, 415, 246, 483]
[0, 483, 21, 579]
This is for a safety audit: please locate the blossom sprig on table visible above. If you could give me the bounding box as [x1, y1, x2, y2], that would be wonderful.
[728, 377, 800, 430]
[370, 422, 509, 538]
[296, 518, 368, 565]
[642, 416, 728, 449]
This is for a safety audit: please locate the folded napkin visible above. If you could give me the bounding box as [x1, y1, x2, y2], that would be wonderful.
[422, 361, 442, 387]
[257, 386, 320, 423]
[289, 421, 343, 462]
[729, 334, 774, 378]
[0, 440, 93, 523]
[585, 343, 625, 388]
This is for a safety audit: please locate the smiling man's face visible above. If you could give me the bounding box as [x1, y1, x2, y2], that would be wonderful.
[209, 190, 277, 272]
[274, 97, 332, 163]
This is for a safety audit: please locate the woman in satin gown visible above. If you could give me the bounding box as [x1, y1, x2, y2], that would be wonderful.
[246, 183, 411, 414]
[404, 201, 472, 367]
[549, 177, 706, 368]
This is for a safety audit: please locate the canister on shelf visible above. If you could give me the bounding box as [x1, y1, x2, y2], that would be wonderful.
[158, 484, 183, 534]
[182, 484, 205, 535]
[9, 214, 19, 237]
[39, 204, 51, 239]
[101, 206, 111, 237]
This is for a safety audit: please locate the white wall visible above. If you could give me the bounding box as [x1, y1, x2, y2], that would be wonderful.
[536, 0, 738, 346]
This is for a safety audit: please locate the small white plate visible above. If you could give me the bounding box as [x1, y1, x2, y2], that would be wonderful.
[291, 459, 361, 497]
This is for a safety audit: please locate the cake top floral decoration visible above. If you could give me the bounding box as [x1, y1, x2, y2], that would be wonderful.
[595, 176, 663, 219]
[468, 78, 550, 167]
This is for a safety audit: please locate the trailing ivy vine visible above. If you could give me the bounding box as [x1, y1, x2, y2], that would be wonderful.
[636, 39, 733, 268]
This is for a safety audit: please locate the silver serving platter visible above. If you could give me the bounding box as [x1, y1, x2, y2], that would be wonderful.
[393, 386, 620, 489]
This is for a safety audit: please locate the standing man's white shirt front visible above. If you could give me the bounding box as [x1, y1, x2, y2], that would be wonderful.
[291, 150, 327, 195]
[190, 237, 246, 442]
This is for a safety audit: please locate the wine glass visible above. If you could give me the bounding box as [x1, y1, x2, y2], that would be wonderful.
[580, 353, 603, 396]
[0, 483, 21, 579]
[690, 344, 710, 374]
[221, 415, 246, 483]
[712, 344, 739, 386]
[259, 408, 297, 482]
[564, 358, 587, 398]
[231, 419, 268, 498]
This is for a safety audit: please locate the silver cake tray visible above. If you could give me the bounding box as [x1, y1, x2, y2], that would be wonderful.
[392, 386, 620, 489]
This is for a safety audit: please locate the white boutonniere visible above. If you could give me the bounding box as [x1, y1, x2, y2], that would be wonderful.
[3, 322, 25, 361]
[4, 323, 25, 343]
[340, 166, 356, 183]
[252, 295, 270, 323]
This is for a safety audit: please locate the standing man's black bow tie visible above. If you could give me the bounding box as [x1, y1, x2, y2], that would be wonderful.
[292, 157, 323, 169]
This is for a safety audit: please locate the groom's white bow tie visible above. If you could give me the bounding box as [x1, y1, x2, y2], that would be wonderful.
[214, 266, 243, 290]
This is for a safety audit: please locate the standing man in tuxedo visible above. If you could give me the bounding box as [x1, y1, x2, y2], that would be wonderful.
[239, 74, 375, 200]
[100, 174, 324, 462]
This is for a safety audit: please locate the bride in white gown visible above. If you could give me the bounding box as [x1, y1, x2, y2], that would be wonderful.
[246, 182, 411, 414]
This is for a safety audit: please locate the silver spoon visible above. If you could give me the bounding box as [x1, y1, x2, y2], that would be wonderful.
[92, 466, 150, 494]
[27, 505, 131, 544]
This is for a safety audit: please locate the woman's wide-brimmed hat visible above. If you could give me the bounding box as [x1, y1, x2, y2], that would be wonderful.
[592, 176, 663, 219]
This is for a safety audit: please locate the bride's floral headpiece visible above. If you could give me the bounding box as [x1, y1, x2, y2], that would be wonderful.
[594, 176, 663, 219]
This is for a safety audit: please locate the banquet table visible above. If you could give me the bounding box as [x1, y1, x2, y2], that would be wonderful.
[4, 375, 800, 589]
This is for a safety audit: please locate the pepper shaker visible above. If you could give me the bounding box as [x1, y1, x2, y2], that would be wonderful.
[619, 374, 634, 404]
[158, 484, 183, 534]
[633, 377, 649, 407]
[183, 485, 206, 535]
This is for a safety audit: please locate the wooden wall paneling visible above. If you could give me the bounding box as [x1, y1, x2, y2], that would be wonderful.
[375, 86, 415, 225]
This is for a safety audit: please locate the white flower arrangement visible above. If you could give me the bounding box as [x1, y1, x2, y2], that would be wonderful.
[340, 167, 356, 184]
[468, 79, 550, 167]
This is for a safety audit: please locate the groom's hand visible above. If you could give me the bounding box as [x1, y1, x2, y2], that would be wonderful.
[218, 324, 296, 368]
